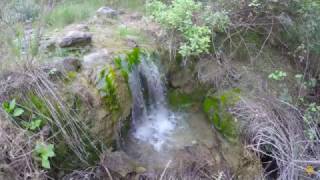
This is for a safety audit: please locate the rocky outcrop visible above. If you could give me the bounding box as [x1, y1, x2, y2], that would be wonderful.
[58, 30, 92, 48]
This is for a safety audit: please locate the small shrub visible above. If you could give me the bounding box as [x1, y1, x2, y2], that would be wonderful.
[146, 0, 230, 57]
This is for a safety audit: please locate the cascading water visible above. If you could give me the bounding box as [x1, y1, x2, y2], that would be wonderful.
[124, 54, 215, 169]
[128, 57, 176, 151]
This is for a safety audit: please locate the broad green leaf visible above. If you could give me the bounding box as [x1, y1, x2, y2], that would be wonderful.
[2, 102, 10, 113]
[41, 157, 50, 169]
[9, 99, 16, 111]
[13, 108, 24, 117]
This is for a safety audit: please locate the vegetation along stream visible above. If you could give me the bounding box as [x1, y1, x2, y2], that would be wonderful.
[0, 0, 319, 179]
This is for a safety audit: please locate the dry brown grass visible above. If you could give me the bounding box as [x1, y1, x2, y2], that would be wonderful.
[231, 95, 320, 179]
[0, 61, 102, 179]
[0, 111, 47, 179]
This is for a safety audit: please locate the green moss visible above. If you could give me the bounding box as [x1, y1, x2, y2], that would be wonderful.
[168, 88, 206, 110]
[66, 71, 78, 82]
[203, 88, 241, 141]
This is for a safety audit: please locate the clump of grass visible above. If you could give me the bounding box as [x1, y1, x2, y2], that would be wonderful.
[45, 0, 106, 28]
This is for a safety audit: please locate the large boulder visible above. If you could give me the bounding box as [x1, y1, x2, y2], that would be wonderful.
[58, 30, 92, 48]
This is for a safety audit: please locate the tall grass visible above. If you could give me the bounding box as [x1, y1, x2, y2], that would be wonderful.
[45, 0, 106, 28]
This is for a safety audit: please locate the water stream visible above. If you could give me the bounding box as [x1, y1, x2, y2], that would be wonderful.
[124, 56, 215, 169]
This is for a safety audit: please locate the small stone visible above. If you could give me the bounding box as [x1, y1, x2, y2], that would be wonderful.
[96, 7, 118, 19]
[62, 57, 82, 72]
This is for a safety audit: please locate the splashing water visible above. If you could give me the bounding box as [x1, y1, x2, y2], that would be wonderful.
[128, 57, 176, 151]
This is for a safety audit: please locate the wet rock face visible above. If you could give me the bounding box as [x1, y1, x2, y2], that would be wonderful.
[58, 30, 92, 48]
[96, 7, 118, 19]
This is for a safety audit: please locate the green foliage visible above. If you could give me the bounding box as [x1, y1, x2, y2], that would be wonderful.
[268, 70, 287, 81]
[203, 89, 240, 140]
[45, 0, 105, 28]
[97, 67, 120, 111]
[146, 0, 230, 57]
[22, 118, 43, 131]
[268, 70, 293, 102]
[303, 103, 320, 140]
[295, 74, 317, 89]
[294, 0, 320, 54]
[35, 142, 55, 169]
[113, 47, 141, 82]
[2, 99, 25, 117]
[179, 26, 211, 57]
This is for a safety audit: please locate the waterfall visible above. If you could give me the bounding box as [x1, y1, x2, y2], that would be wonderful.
[128, 56, 176, 151]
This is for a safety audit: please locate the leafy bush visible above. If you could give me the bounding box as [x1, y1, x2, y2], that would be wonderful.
[146, 0, 230, 57]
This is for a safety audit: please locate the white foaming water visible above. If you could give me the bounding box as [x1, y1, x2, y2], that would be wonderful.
[134, 107, 176, 151]
[128, 57, 177, 151]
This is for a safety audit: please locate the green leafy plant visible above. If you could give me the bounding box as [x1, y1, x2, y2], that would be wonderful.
[2, 99, 25, 117]
[268, 70, 287, 81]
[146, 0, 230, 57]
[35, 142, 55, 169]
[113, 47, 141, 83]
[22, 118, 42, 131]
[97, 67, 119, 111]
